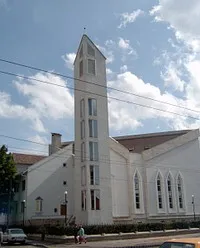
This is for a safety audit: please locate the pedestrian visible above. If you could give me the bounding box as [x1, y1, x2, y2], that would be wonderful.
[73, 224, 79, 244]
[77, 225, 86, 244]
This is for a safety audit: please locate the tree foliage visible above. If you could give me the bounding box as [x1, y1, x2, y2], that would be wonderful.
[0, 145, 17, 211]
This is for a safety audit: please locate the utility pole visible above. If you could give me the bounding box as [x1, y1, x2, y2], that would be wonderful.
[64, 191, 68, 226]
[22, 200, 26, 227]
[192, 195, 196, 221]
[6, 178, 12, 229]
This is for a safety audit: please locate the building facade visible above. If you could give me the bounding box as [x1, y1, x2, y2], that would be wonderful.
[12, 35, 200, 226]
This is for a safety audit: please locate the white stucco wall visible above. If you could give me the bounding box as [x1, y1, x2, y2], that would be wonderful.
[25, 145, 74, 221]
[144, 131, 200, 219]
[110, 149, 129, 217]
[74, 35, 113, 225]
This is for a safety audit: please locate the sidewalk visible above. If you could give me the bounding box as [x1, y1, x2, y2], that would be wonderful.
[36, 232, 200, 248]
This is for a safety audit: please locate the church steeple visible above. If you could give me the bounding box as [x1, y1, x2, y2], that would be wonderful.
[73, 35, 113, 225]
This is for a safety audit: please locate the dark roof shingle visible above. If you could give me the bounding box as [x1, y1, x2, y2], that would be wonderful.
[114, 130, 191, 153]
[13, 153, 46, 165]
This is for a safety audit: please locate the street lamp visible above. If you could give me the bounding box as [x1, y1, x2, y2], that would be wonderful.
[192, 195, 196, 221]
[64, 191, 68, 225]
[22, 200, 26, 227]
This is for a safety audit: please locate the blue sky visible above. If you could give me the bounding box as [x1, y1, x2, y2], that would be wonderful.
[0, 0, 200, 155]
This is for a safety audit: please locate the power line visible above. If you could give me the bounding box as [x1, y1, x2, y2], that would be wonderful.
[0, 57, 199, 115]
[4, 141, 200, 175]
[0, 134, 48, 146]
[2, 132, 200, 172]
[7, 145, 48, 154]
[0, 69, 199, 121]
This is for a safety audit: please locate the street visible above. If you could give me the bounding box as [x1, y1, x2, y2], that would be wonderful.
[1, 246, 33, 248]
[1, 233, 200, 248]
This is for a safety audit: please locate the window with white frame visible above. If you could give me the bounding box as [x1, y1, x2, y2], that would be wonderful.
[87, 43, 95, 57]
[89, 119, 98, 138]
[81, 166, 86, 186]
[81, 190, 86, 211]
[81, 120, 85, 139]
[35, 197, 43, 212]
[90, 165, 99, 185]
[88, 59, 95, 75]
[81, 142, 85, 162]
[89, 141, 99, 161]
[91, 189, 100, 210]
[167, 174, 173, 209]
[157, 174, 163, 209]
[79, 60, 83, 77]
[88, 98, 97, 116]
[134, 173, 140, 209]
[177, 175, 184, 209]
[80, 99, 85, 118]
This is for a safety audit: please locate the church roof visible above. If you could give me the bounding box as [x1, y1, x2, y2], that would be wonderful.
[114, 129, 191, 153]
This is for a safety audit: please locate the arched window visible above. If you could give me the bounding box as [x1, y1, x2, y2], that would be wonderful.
[177, 175, 183, 209]
[35, 196, 43, 213]
[167, 174, 173, 209]
[134, 173, 140, 209]
[156, 174, 163, 209]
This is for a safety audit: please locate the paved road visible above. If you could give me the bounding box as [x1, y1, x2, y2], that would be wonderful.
[2, 233, 200, 248]
[48, 233, 200, 248]
[1, 246, 33, 248]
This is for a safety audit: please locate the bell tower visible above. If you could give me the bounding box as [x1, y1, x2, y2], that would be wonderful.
[73, 35, 113, 224]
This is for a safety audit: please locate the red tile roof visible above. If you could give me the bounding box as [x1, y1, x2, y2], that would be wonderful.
[114, 130, 191, 153]
[13, 153, 46, 165]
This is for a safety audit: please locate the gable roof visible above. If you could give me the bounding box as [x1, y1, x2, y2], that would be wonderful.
[57, 130, 193, 154]
[73, 34, 106, 65]
[114, 130, 191, 154]
[142, 129, 199, 160]
[13, 153, 46, 165]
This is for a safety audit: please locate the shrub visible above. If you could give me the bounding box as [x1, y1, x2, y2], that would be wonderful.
[21, 220, 200, 236]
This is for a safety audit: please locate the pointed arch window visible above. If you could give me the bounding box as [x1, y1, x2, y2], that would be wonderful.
[167, 174, 173, 209]
[87, 43, 95, 57]
[134, 173, 140, 209]
[156, 174, 163, 209]
[177, 175, 184, 209]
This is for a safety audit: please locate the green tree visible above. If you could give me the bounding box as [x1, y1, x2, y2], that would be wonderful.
[0, 145, 17, 212]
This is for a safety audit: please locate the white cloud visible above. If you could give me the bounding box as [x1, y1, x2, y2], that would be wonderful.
[96, 44, 114, 64]
[14, 72, 74, 120]
[147, 0, 200, 130]
[108, 71, 200, 132]
[62, 53, 76, 70]
[118, 37, 137, 61]
[161, 62, 185, 92]
[118, 9, 144, 29]
[120, 65, 128, 73]
[0, 72, 75, 134]
[105, 40, 115, 47]
[0, 91, 46, 133]
[150, 0, 200, 49]
[118, 38, 131, 50]
[106, 68, 113, 75]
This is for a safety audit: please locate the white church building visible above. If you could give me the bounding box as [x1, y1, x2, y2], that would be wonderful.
[13, 35, 200, 225]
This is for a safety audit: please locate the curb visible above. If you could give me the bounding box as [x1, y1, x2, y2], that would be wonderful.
[28, 229, 200, 245]
[28, 242, 163, 248]
[27, 242, 49, 248]
[111, 245, 162, 248]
